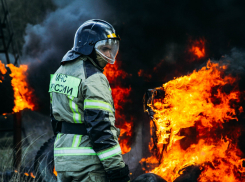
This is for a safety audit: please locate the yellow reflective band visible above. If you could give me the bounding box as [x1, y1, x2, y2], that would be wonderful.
[54, 147, 96, 156]
[107, 33, 117, 38]
[72, 135, 82, 147]
[68, 96, 82, 123]
[84, 99, 114, 113]
[97, 144, 122, 161]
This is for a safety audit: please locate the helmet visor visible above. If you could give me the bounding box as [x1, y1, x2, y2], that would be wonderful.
[95, 39, 119, 64]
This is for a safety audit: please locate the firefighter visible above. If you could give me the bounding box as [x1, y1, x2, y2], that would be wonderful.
[49, 19, 130, 182]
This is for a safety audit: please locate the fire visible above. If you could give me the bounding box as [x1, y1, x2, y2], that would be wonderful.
[7, 63, 35, 113]
[104, 61, 132, 154]
[189, 38, 206, 58]
[30, 172, 35, 178]
[0, 60, 35, 113]
[0, 61, 7, 83]
[143, 60, 245, 181]
[53, 167, 57, 176]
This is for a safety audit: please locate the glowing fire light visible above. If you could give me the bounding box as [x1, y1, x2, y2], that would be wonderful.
[0, 60, 35, 113]
[189, 38, 206, 58]
[7, 63, 35, 113]
[30, 172, 35, 178]
[53, 167, 57, 176]
[142, 60, 245, 181]
[0, 61, 7, 83]
[104, 61, 132, 154]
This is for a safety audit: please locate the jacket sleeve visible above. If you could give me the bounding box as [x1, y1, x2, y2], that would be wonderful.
[82, 73, 125, 171]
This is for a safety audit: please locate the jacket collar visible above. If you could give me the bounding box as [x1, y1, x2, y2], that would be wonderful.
[86, 56, 104, 72]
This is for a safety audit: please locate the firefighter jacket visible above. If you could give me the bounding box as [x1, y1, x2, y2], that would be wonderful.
[49, 56, 125, 172]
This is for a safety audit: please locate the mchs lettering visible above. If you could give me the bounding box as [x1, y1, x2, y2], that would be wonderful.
[50, 83, 73, 95]
[55, 74, 67, 82]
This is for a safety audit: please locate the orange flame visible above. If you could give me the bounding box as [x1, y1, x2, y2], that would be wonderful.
[0, 61, 35, 113]
[104, 61, 132, 154]
[7, 63, 35, 113]
[189, 38, 206, 59]
[53, 167, 57, 176]
[142, 60, 245, 181]
[30, 172, 36, 178]
[0, 61, 7, 83]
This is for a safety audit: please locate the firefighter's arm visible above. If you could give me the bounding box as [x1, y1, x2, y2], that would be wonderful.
[50, 93, 60, 135]
[82, 73, 130, 182]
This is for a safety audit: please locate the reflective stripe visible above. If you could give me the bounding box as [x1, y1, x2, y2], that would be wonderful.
[97, 145, 121, 161]
[72, 135, 82, 147]
[54, 147, 96, 156]
[68, 96, 82, 123]
[84, 99, 113, 113]
[107, 33, 117, 38]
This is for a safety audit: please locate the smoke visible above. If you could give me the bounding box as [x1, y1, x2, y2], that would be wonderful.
[21, 0, 114, 112]
[21, 0, 245, 112]
[221, 48, 245, 75]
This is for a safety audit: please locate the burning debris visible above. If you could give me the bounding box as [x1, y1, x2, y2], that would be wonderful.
[143, 60, 245, 181]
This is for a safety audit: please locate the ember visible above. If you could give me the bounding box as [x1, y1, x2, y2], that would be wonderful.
[104, 61, 133, 154]
[53, 167, 57, 176]
[189, 38, 206, 59]
[142, 60, 245, 182]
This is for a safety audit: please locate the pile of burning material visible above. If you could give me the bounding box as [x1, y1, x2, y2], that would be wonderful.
[143, 60, 245, 182]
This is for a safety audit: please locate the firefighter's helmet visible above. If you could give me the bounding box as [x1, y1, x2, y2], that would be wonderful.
[71, 19, 120, 64]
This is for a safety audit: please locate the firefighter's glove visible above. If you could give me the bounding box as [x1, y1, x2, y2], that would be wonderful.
[106, 164, 130, 182]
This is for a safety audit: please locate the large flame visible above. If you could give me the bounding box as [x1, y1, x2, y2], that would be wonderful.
[142, 60, 245, 181]
[0, 60, 35, 113]
[104, 61, 132, 154]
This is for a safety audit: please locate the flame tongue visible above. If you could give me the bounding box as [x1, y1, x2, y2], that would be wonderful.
[144, 60, 245, 181]
[0, 61, 7, 82]
[7, 64, 35, 112]
[0, 61, 35, 113]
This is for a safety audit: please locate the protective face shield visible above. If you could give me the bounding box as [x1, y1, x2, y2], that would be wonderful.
[95, 39, 119, 64]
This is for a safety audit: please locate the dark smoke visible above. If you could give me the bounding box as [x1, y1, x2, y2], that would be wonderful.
[22, 0, 113, 112]
[19, 0, 245, 180]
[21, 0, 245, 112]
